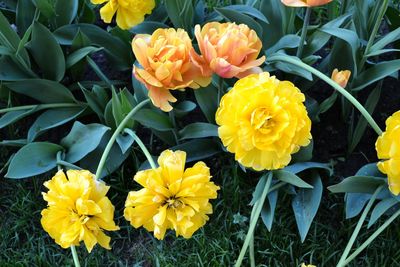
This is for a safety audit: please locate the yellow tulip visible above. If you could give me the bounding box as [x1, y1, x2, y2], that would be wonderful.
[376, 111, 400, 195]
[191, 22, 266, 79]
[132, 28, 211, 111]
[41, 170, 119, 252]
[281, 0, 332, 7]
[91, 0, 155, 30]
[216, 72, 312, 171]
[331, 69, 351, 88]
[301, 263, 317, 267]
[124, 150, 220, 239]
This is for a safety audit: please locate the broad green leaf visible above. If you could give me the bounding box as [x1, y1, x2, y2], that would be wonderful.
[267, 53, 312, 81]
[261, 189, 278, 231]
[366, 49, 400, 57]
[291, 140, 313, 163]
[0, 55, 37, 81]
[171, 139, 221, 162]
[16, 0, 36, 34]
[283, 162, 332, 175]
[368, 198, 398, 228]
[370, 27, 400, 52]
[116, 133, 135, 154]
[66, 46, 103, 68]
[130, 21, 169, 34]
[134, 109, 173, 131]
[292, 172, 323, 242]
[80, 84, 108, 121]
[0, 139, 27, 147]
[61, 122, 110, 163]
[328, 176, 386, 194]
[55, 0, 79, 26]
[174, 101, 196, 117]
[258, 0, 284, 48]
[6, 79, 76, 103]
[222, 5, 268, 23]
[215, 7, 262, 38]
[273, 170, 313, 188]
[318, 92, 338, 114]
[165, 0, 194, 32]
[29, 22, 65, 81]
[5, 142, 63, 178]
[345, 193, 371, 219]
[27, 107, 85, 142]
[355, 163, 383, 177]
[179, 123, 218, 140]
[32, 0, 56, 19]
[265, 35, 301, 55]
[250, 174, 268, 206]
[194, 83, 218, 123]
[0, 107, 38, 128]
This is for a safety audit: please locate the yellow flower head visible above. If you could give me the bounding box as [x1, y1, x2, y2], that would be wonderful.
[376, 111, 400, 195]
[216, 72, 312, 171]
[331, 68, 351, 88]
[301, 264, 317, 267]
[281, 0, 332, 7]
[133, 28, 211, 111]
[41, 170, 119, 252]
[124, 150, 220, 240]
[191, 22, 266, 79]
[91, 0, 155, 30]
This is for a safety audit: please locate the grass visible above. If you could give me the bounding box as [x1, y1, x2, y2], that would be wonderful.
[2, 154, 400, 266]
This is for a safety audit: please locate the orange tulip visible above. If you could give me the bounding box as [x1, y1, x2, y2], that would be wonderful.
[191, 22, 265, 79]
[281, 0, 332, 7]
[331, 69, 351, 88]
[132, 28, 211, 111]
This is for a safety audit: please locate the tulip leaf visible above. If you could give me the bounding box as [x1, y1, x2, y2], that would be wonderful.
[130, 21, 169, 34]
[0, 55, 37, 81]
[171, 139, 221, 162]
[54, 0, 79, 27]
[134, 109, 173, 131]
[0, 107, 38, 129]
[179, 123, 218, 140]
[328, 176, 386, 194]
[273, 170, 313, 188]
[66, 46, 103, 68]
[194, 83, 218, 123]
[5, 142, 63, 179]
[174, 101, 197, 117]
[355, 163, 384, 177]
[215, 7, 262, 38]
[283, 162, 332, 175]
[116, 133, 135, 154]
[370, 27, 400, 52]
[222, 5, 269, 23]
[345, 193, 371, 219]
[368, 198, 399, 228]
[261, 189, 278, 231]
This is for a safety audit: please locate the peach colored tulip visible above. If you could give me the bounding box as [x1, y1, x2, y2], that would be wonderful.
[132, 28, 211, 111]
[191, 22, 265, 79]
[331, 69, 351, 88]
[281, 0, 332, 7]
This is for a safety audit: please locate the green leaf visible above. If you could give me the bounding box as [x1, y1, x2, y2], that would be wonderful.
[80, 84, 109, 121]
[130, 21, 169, 34]
[61, 122, 110, 163]
[27, 107, 85, 142]
[5, 142, 63, 178]
[356, 163, 384, 177]
[283, 162, 332, 175]
[368, 198, 398, 228]
[265, 35, 301, 55]
[0, 56, 37, 81]
[165, 0, 194, 32]
[370, 27, 400, 52]
[134, 109, 173, 131]
[66, 46, 103, 68]
[261, 189, 278, 231]
[353, 60, 400, 91]
[54, 0, 79, 27]
[171, 139, 221, 162]
[273, 170, 313, 188]
[174, 101, 196, 117]
[291, 140, 313, 163]
[194, 83, 218, 123]
[318, 92, 338, 115]
[179, 123, 218, 140]
[116, 133, 135, 154]
[292, 172, 323, 242]
[250, 175, 268, 206]
[215, 7, 262, 38]
[6, 79, 76, 103]
[222, 5, 268, 23]
[16, 0, 36, 34]
[345, 193, 371, 219]
[0, 107, 38, 128]
[267, 53, 312, 81]
[328, 176, 386, 194]
[29, 22, 65, 81]
[32, 0, 56, 19]
[366, 49, 400, 57]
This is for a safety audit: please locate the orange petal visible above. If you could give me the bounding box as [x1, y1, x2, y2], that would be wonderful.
[147, 85, 177, 112]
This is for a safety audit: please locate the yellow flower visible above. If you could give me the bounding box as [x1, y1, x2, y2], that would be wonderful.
[216, 72, 312, 171]
[91, 0, 155, 30]
[41, 170, 119, 252]
[191, 22, 266, 79]
[133, 28, 211, 111]
[331, 69, 351, 88]
[124, 150, 220, 239]
[281, 0, 332, 7]
[376, 111, 400, 195]
[301, 264, 316, 267]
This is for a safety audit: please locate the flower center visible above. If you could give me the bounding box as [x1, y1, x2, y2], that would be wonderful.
[250, 107, 275, 134]
[166, 197, 183, 209]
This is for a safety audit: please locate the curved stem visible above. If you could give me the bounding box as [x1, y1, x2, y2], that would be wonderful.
[70, 246, 81, 267]
[95, 99, 150, 179]
[336, 185, 383, 267]
[296, 8, 311, 58]
[124, 128, 157, 170]
[343, 208, 400, 266]
[0, 103, 83, 114]
[268, 55, 383, 135]
[235, 172, 273, 267]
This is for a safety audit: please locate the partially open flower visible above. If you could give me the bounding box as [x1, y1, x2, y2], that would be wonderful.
[281, 0, 332, 7]
[124, 150, 219, 239]
[91, 0, 155, 30]
[376, 111, 400, 195]
[41, 170, 119, 252]
[191, 22, 265, 79]
[216, 72, 312, 171]
[301, 264, 317, 267]
[133, 28, 211, 111]
[331, 69, 351, 88]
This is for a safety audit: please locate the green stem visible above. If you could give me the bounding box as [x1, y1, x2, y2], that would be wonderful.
[124, 128, 157, 169]
[336, 185, 383, 267]
[343, 208, 400, 266]
[359, 0, 389, 71]
[296, 8, 311, 59]
[70, 246, 81, 267]
[235, 173, 273, 267]
[0, 103, 83, 114]
[268, 55, 383, 135]
[95, 99, 150, 179]
[249, 203, 257, 267]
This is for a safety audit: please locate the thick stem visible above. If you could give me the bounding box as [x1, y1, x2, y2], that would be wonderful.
[249, 203, 257, 267]
[235, 173, 273, 267]
[70, 246, 81, 267]
[268, 55, 383, 135]
[296, 8, 311, 59]
[124, 128, 157, 169]
[343, 208, 400, 266]
[336, 185, 383, 267]
[95, 99, 150, 179]
[0, 103, 83, 114]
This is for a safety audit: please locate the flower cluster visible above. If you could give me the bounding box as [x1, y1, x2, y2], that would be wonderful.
[41, 170, 119, 252]
[376, 111, 400, 195]
[124, 150, 220, 239]
[216, 72, 312, 171]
